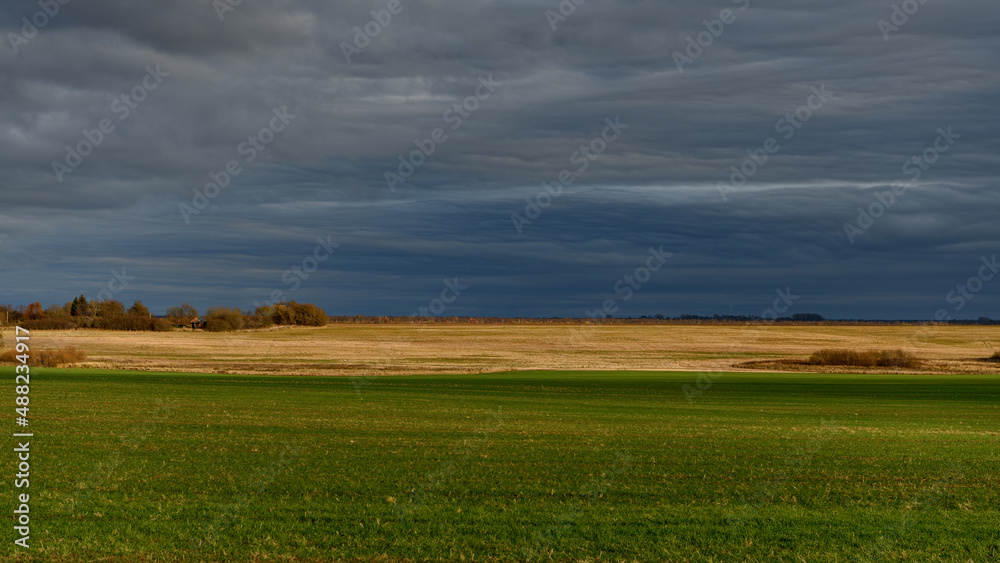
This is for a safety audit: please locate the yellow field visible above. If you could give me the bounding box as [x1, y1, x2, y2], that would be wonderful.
[8, 323, 1000, 376]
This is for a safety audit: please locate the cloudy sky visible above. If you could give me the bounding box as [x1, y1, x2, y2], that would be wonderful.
[1, 0, 998, 319]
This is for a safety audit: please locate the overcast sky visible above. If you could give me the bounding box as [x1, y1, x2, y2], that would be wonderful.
[1, 0, 998, 319]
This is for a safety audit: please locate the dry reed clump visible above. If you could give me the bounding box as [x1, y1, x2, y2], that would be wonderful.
[0, 346, 88, 367]
[808, 348, 920, 368]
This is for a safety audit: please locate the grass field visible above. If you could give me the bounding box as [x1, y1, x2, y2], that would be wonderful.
[3, 367, 997, 561]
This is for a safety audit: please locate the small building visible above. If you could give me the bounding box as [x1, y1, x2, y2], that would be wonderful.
[190, 317, 206, 329]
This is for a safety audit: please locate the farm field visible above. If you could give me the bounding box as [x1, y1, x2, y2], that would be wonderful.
[14, 323, 1000, 376]
[2, 367, 997, 562]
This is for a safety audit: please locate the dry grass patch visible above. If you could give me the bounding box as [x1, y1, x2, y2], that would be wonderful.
[808, 348, 920, 368]
[11, 324, 1000, 376]
[0, 345, 88, 367]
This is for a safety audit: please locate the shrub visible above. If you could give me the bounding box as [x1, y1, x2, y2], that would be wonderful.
[204, 307, 246, 332]
[128, 301, 151, 318]
[165, 302, 199, 326]
[24, 302, 43, 320]
[46, 303, 72, 318]
[92, 313, 170, 331]
[0, 346, 87, 367]
[288, 301, 328, 326]
[809, 349, 920, 368]
[38, 346, 88, 367]
[244, 312, 275, 330]
[70, 295, 90, 317]
[271, 304, 296, 325]
[988, 351, 1000, 363]
[150, 318, 174, 332]
[95, 299, 126, 319]
[20, 317, 78, 330]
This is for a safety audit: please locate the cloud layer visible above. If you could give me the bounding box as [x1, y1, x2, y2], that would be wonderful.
[2, 0, 998, 319]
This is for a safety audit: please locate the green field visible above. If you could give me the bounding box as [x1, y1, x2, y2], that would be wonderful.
[2, 368, 998, 562]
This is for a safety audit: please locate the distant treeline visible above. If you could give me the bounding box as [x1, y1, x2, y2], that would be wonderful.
[0, 298, 328, 332]
[329, 314, 1000, 326]
[1, 300, 996, 330]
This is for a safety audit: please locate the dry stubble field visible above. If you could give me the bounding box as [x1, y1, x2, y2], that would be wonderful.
[13, 323, 1000, 376]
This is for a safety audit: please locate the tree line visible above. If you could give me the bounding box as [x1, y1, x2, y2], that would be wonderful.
[0, 297, 328, 332]
[1, 301, 993, 329]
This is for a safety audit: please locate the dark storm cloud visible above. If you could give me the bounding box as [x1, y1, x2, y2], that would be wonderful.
[1, 0, 998, 318]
